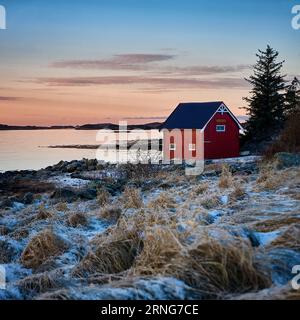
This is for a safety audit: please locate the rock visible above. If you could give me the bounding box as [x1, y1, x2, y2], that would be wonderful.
[0, 198, 14, 209]
[78, 188, 97, 200]
[66, 162, 79, 173]
[12, 202, 26, 211]
[23, 192, 34, 205]
[274, 153, 300, 169]
[0, 240, 17, 263]
[220, 195, 229, 205]
[51, 188, 79, 203]
[176, 223, 188, 233]
[243, 228, 260, 247]
[208, 210, 224, 223]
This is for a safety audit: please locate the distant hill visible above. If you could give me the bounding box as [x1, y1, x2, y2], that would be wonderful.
[0, 124, 74, 130]
[0, 122, 163, 131]
[75, 122, 162, 130]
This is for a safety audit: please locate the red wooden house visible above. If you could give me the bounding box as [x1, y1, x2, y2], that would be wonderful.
[161, 101, 243, 161]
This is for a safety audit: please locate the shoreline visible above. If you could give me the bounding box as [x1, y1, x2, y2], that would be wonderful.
[0, 154, 299, 300]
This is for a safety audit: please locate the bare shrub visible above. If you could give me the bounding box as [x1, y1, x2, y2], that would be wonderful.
[264, 111, 300, 158]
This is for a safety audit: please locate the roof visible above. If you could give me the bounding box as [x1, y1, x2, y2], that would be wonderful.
[161, 101, 225, 129]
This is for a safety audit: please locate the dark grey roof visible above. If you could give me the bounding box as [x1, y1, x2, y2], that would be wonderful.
[161, 101, 224, 129]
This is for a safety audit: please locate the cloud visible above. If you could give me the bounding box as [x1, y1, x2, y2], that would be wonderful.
[51, 54, 175, 70]
[37, 75, 249, 90]
[0, 96, 20, 101]
[51, 54, 250, 76]
[123, 116, 167, 120]
[158, 64, 251, 76]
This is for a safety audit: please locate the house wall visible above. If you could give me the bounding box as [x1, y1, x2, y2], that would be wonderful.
[162, 112, 240, 161]
[204, 112, 240, 159]
[162, 129, 204, 162]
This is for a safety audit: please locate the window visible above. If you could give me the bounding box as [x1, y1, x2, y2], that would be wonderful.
[169, 143, 176, 151]
[189, 144, 196, 151]
[216, 125, 226, 132]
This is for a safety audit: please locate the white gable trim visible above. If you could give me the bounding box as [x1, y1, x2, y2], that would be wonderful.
[200, 103, 243, 132]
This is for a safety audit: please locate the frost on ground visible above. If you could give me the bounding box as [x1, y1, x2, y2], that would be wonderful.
[0, 155, 300, 300]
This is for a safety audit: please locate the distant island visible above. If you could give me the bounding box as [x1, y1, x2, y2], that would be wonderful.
[0, 122, 163, 131]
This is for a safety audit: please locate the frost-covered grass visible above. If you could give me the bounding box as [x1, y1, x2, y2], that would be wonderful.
[0, 158, 300, 300]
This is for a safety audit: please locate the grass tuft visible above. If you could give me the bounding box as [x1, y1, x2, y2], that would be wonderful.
[21, 229, 68, 270]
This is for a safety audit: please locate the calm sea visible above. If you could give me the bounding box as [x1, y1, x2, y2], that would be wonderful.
[0, 129, 162, 172]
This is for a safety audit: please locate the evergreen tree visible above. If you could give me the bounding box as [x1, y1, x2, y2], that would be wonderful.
[243, 45, 286, 143]
[285, 77, 300, 117]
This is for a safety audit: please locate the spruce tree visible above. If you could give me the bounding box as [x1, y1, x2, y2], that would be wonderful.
[243, 45, 286, 144]
[285, 77, 300, 117]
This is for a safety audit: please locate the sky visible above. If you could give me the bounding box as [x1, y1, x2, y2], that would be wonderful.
[0, 0, 299, 126]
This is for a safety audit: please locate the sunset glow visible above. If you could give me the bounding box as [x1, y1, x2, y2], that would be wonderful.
[0, 0, 299, 125]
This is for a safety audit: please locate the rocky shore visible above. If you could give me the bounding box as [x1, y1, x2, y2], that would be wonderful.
[0, 153, 300, 300]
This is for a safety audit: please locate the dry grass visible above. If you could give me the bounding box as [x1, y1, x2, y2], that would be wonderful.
[253, 217, 300, 232]
[10, 227, 29, 240]
[96, 188, 110, 206]
[256, 161, 287, 190]
[132, 227, 183, 275]
[170, 239, 270, 296]
[230, 183, 246, 202]
[68, 213, 88, 227]
[36, 289, 72, 300]
[18, 271, 62, 295]
[201, 195, 221, 209]
[218, 165, 233, 189]
[122, 187, 143, 209]
[21, 229, 68, 269]
[99, 206, 122, 224]
[193, 182, 209, 195]
[269, 224, 300, 249]
[55, 202, 69, 212]
[131, 227, 270, 297]
[148, 193, 175, 210]
[73, 238, 141, 277]
[36, 206, 55, 220]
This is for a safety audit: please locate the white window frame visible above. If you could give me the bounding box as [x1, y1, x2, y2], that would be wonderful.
[216, 125, 226, 132]
[188, 143, 196, 151]
[169, 143, 176, 151]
